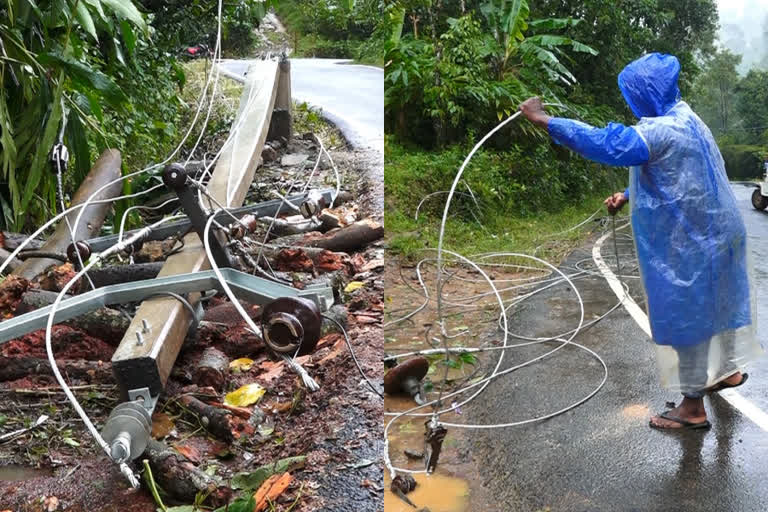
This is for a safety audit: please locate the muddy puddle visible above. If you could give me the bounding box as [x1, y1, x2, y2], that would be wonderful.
[384, 473, 470, 512]
[384, 257, 545, 510]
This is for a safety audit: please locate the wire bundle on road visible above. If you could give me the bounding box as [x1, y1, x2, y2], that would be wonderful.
[383, 111, 643, 480]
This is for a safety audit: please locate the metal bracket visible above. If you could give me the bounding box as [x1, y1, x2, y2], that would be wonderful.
[84, 189, 336, 253]
[0, 267, 334, 346]
[127, 387, 158, 413]
[163, 163, 233, 268]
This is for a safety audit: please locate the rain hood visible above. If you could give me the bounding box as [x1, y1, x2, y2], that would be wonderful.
[618, 53, 681, 118]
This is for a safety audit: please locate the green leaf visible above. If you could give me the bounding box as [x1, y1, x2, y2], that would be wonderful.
[99, 0, 146, 34]
[22, 75, 64, 218]
[230, 456, 306, 491]
[528, 18, 580, 31]
[165, 507, 195, 512]
[213, 496, 255, 512]
[63, 437, 80, 447]
[65, 110, 90, 182]
[120, 20, 136, 54]
[38, 51, 127, 106]
[84, 0, 106, 20]
[74, 1, 98, 41]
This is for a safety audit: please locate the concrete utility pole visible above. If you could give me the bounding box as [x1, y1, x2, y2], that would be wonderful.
[111, 60, 282, 400]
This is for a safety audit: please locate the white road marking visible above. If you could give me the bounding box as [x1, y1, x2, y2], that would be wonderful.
[593, 226, 768, 432]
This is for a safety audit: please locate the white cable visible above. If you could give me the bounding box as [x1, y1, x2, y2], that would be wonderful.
[384, 107, 616, 479]
[117, 197, 179, 245]
[202, 213, 320, 391]
[44, 215, 183, 488]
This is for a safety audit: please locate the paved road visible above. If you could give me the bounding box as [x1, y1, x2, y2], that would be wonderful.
[467, 184, 768, 511]
[219, 58, 383, 154]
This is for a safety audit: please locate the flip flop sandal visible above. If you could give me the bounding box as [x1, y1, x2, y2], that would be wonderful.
[649, 411, 711, 430]
[707, 373, 749, 393]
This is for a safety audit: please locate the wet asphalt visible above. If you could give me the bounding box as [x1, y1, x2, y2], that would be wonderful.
[466, 184, 768, 511]
[219, 58, 384, 154]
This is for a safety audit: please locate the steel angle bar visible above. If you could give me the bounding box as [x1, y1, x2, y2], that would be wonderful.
[0, 268, 333, 345]
[86, 189, 336, 253]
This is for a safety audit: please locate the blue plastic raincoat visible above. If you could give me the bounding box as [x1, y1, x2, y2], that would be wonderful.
[546, 53, 761, 391]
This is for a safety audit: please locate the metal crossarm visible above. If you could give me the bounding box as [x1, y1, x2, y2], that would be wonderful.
[0, 268, 332, 346]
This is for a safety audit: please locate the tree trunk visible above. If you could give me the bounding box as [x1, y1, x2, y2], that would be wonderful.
[13, 150, 123, 280]
[144, 439, 233, 506]
[192, 347, 229, 391]
[0, 356, 113, 383]
[301, 219, 384, 253]
[16, 289, 130, 343]
[178, 394, 235, 442]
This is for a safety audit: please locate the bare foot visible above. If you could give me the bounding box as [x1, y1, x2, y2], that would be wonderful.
[705, 371, 747, 393]
[721, 372, 744, 386]
[649, 397, 707, 429]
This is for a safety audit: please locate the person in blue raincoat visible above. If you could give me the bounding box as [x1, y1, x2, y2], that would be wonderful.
[519, 53, 762, 430]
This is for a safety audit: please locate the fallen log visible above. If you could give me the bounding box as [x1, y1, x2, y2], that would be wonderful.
[85, 262, 164, 290]
[144, 439, 233, 506]
[0, 356, 113, 382]
[178, 394, 235, 442]
[13, 150, 123, 280]
[1, 231, 45, 251]
[192, 347, 229, 391]
[300, 219, 383, 253]
[259, 211, 340, 237]
[0, 247, 21, 272]
[241, 245, 350, 275]
[16, 289, 130, 343]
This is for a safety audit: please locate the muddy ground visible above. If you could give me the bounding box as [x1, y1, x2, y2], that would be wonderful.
[0, 122, 384, 511]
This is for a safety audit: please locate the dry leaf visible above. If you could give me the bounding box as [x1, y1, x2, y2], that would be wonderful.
[43, 496, 59, 512]
[229, 358, 255, 371]
[151, 412, 175, 439]
[224, 383, 266, 407]
[344, 281, 365, 293]
[253, 473, 293, 512]
[173, 443, 202, 464]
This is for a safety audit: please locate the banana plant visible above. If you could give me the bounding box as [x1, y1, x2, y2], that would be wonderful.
[0, 0, 147, 229]
[480, 0, 597, 84]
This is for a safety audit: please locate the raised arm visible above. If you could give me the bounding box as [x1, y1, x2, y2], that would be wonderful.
[519, 97, 650, 167]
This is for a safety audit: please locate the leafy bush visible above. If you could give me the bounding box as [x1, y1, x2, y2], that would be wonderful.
[0, 0, 148, 230]
[141, 0, 276, 56]
[720, 145, 767, 180]
[385, 137, 622, 220]
[384, 2, 600, 148]
[276, 0, 383, 65]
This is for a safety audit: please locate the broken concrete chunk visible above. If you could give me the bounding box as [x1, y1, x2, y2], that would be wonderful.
[281, 153, 309, 166]
[261, 145, 278, 163]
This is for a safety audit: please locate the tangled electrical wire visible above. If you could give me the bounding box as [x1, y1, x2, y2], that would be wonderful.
[0, 0, 357, 489]
[383, 109, 643, 480]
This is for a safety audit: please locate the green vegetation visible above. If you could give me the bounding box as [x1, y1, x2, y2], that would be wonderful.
[386, 138, 621, 260]
[384, 0, 727, 257]
[0, 0, 274, 232]
[689, 49, 768, 177]
[719, 145, 766, 181]
[275, 0, 384, 66]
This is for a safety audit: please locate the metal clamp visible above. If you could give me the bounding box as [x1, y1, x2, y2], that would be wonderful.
[424, 420, 447, 474]
[162, 163, 233, 268]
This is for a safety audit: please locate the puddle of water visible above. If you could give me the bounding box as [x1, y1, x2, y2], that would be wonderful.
[384, 473, 470, 512]
[0, 465, 53, 481]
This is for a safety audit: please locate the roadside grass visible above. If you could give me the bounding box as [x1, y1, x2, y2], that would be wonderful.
[387, 199, 609, 264]
[386, 139, 621, 263]
[292, 101, 345, 149]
